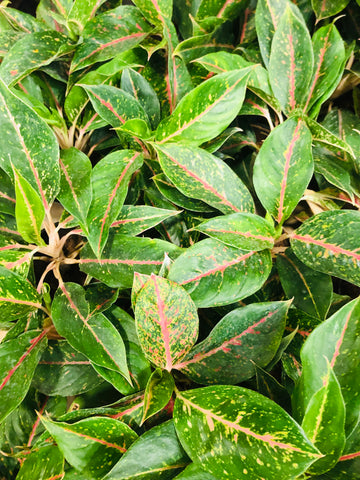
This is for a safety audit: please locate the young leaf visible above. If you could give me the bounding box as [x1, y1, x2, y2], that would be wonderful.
[13, 166, 45, 246]
[141, 368, 175, 424]
[155, 144, 255, 214]
[290, 210, 360, 287]
[253, 116, 313, 225]
[0, 78, 60, 211]
[277, 247, 332, 320]
[51, 282, 131, 384]
[0, 265, 41, 320]
[174, 386, 320, 480]
[135, 274, 199, 371]
[0, 329, 47, 423]
[58, 147, 92, 227]
[86, 150, 143, 257]
[302, 364, 346, 475]
[67, 0, 108, 34]
[104, 420, 189, 480]
[293, 297, 360, 434]
[155, 68, 252, 145]
[79, 233, 182, 288]
[70, 5, 152, 71]
[194, 212, 275, 251]
[40, 416, 138, 478]
[0, 31, 73, 86]
[175, 301, 289, 384]
[168, 239, 272, 308]
[268, 5, 313, 114]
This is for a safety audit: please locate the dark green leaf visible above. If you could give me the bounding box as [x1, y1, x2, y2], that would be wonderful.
[142, 368, 175, 424]
[168, 239, 272, 308]
[155, 144, 254, 214]
[175, 301, 289, 384]
[312, 0, 350, 21]
[16, 444, 64, 480]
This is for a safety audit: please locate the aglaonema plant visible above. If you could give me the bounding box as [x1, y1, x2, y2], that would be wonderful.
[0, 0, 359, 478]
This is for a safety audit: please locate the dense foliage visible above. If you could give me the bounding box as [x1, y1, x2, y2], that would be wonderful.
[0, 0, 360, 478]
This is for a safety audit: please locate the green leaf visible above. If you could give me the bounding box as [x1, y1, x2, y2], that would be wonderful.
[293, 297, 360, 434]
[255, 364, 291, 411]
[13, 166, 45, 246]
[121, 68, 161, 129]
[16, 444, 64, 480]
[174, 463, 220, 479]
[58, 147, 92, 227]
[0, 168, 15, 216]
[86, 150, 144, 257]
[196, 0, 246, 20]
[67, 0, 108, 35]
[82, 84, 149, 129]
[301, 364, 346, 474]
[174, 386, 320, 480]
[307, 117, 355, 158]
[79, 233, 182, 288]
[168, 239, 272, 308]
[0, 265, 41, 320]
[0, 330, 47, 423]
[155, 68, 251, 145]
[268, 5, 313, 114]
[141, 368, 175, 424]
[135, 274, 198, 370]
[111, 205, 180, 236]
[41, 416, 138, 478]
[194, 212, 275, 251]
[70, 6, 152, 71]
[155, 144, 254, 214]
[277, 247, 332, 320]
[32, 340, 103, 397]
[0, 78, 60, 210]
[290, 210, 360, 287]
[104, 420, 189, 480]
[175, 301, 289, 384]
[0, 6, 47, 33]
[0, 31, 73, 86]
[51, 282, 131, 384]
[253, 117, 313, 225]
[312, 0, 350, 21]
[304, 23, 346, 116]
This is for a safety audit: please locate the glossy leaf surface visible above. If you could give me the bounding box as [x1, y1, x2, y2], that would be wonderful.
[135, 274, 198, 370]
[291, 210, 360, 286]
[0, 330, 47, 422]
[155, 68, 251, 145]
[312, 0, 350, 20]
[80, 233, 182, 288]
[175, 301, 289, 384]
[16, 444, 64, 480]
[41, 416, 138, 478]
[104, 420, 189, 480]
[156, 144, 254, 214]
[52, 282, 131, 384]
[253, 116, 313, 225]
[174, 386, 320, 480]
[141, 368, 175, 424]
[168, 239, 272, 308]
[194, 212, 275, 251]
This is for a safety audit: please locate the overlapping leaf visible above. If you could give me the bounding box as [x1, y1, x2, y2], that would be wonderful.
[41, 416, 138, 478]
[135, 274, 198, 370]
[80, 233, 182, 288]
[86, 150, 143, 257]
[141, 368, 175, 424]
[155, 68, 252, 145]
[291, 210, 360, 286]
[0, 329, 47, 422]
[174, 386, 320, 480]
[0, 78, 59, 210]
[155, 144, 254, 214]
[16, 444, 64, 480]
[253, 116, 313, 225]
[168, 238, 272, 307]
[175, 301, 289, 384]
[70, 5, 152, 71]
